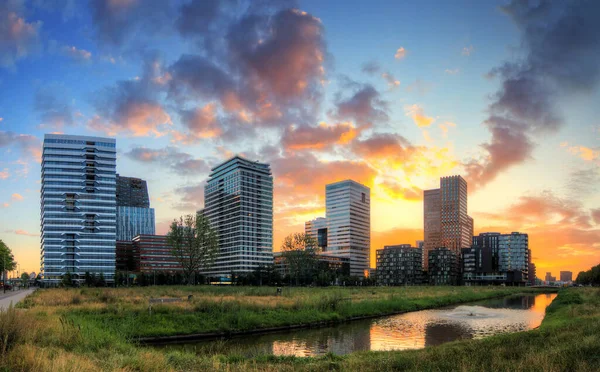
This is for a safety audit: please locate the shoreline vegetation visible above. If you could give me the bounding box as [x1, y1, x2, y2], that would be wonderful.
[1, 286, 597, 371]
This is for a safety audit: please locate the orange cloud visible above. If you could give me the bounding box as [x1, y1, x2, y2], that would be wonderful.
[381, 72, 400, 89]
[14, 229, 37, 237]
[0, 169, 8, 179]
[282, 122, 358, 151]
[394, 47, 407, 60]
[11, 193, 23, 201]
[88, 102, 172, 137]
[568, 145, 599, 161]
[405, 104, 434, 127]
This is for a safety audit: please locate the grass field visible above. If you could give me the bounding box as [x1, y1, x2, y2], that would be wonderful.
[2, 286, 595, 371]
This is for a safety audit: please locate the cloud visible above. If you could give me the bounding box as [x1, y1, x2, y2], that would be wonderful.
[0, 131, 41, 160]
[445, 68, 460, 75]
[60, 45, 92, 62]
[405, 104, 434, 127]
[462, 45, 474, 56]
[465, 0, 600, 191]
[281, 121, 358, 151]
[332, 83, 388, 126]
[89, 55, 172, 137]
[394, 47, 406, 60]
[1, 203, 9, 208]
[406, 79, 433, 95]
[0, 1, 42, 68]
[125, 146, 209, 175]
[174, 103, 223, 143]
[89, 0, 176, 47]
[567, 146, 600, 162]
[34, 85, 75, 129]
[381, 72, 400, 89]
[9, 229, 37, 237]
[379, 180, 422, 201]
[173, 182, 205, 211]
[439, 121, 456, 137]
[361, 61, 380, 74]
[0, 169, 8, 179]
[11, 193, 23, 201]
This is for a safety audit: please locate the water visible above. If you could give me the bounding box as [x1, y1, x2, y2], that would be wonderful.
[161, 293, 557, 357]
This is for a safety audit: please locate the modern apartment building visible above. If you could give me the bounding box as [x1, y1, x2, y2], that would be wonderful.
[498, 232, 529, 278]
[560, 271, 573, 282]
[423, 176, 473, 271]
[116, 175, 155, 241]
[428, 247, 459, 285]
[203, 156, 273, 277]
[545, 272, 556, 282]
[325, 180, 371, 277]
[116, 235, 182, 273]
[305, 217, 328, 250]
[41, 134, 116, 284]
[376, 245, 423, 286]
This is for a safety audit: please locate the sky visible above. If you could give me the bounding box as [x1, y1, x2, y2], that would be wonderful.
[0, 0, 599, 278]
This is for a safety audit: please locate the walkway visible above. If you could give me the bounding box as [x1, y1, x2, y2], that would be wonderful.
[0, 289, 36, 310]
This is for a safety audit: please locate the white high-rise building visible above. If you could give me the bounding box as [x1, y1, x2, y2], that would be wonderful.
[325, 180, 370, 277]
[305, 217, 328, 250]
[203, 156, 273, 277]
[41, 134, 117, 284]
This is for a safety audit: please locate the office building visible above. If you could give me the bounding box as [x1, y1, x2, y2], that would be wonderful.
[423, 176, 473, 271]
[116, 175, 155, 242]
[545, 272, 556, 282]
[116, 235, 182, 273]
[498, 232, 529, 281]
[305, 217, 328, 250]
[428, 247, 459, 285]
[203, 156, 273, 277]
[41, 134, 116, 284]
[325, 180, 371, 277]
[116, 241, 139, 272]
[560, 271, 573, 282]
[376, 245, 423, 286]
[273, 252, 350, 279]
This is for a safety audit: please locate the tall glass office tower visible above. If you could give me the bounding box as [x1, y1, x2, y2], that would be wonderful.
[41, 134, 116, 285]
[203, 156, 273, 277]
[325, 180, 370, 277]
[116, 175, 155, 241]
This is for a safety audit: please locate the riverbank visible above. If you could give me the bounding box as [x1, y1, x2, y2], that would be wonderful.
[19, 286, 550, 340]
[3, 286, 586, 371]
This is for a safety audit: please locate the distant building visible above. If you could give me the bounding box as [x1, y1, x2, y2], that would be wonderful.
[203, 156, 274, 277]
[499, 232, 529, 281]
[325, 180, 371, 277]
[273, 252, 350, 279]
[423, 176, 473, 271]
[545, 272, 556, 282]
[560, 271, 572, 282]
[116, 235, 182, 274]
[416, 240, 425, 269]
[305, 217, 328, 250]
[41, 134, 116, 284]
[116, 175, 155, 242]
[428, 248, 459, 285]
[376, 245, 423, 286]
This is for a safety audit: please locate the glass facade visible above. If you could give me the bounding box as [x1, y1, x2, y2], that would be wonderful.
[41, 134, 116, 284]
[305, 217, 328, 250]
[203, 156, 273, 277]
[116, 206, 155, 241]
[325, 180, 370, 277]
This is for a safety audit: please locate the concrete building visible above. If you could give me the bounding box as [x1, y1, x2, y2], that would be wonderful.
[41, 134, 116, 284]
[423, 176, 473, 271]
[545, 272, 556, 282]
[325, 180, 371, 277]
[560, 271, 573, 282]
[203, 156, 273, 277]
[428, 247, 459, 285]
[528, 262, 537, 286]
[273, 252, 350, 279]
[376, 245, 423, 286]
[116, 175, 155, 241]
[305, 217, 328, 250]
[116, 235, 182, 273]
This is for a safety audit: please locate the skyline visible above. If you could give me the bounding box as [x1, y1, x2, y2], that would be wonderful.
[0, 0, 599, 277]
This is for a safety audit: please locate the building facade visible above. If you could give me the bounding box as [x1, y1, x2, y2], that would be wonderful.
[545, 272, 556, 282]
[116, 235, 183, 273]
[305, 217, 328, 250]
[423, 176, 473, 271]
[560, 271, 573, 282]
[376, 245, 423, 286]
[41, 134, 116, 284]
[428, 248, 459, 285]
[498, 232, 529, 279]
[116, 175, 155, 242]
[528, 262, 537, 286]
[325, 180, 371, 277]
[203, 156, 273, 277]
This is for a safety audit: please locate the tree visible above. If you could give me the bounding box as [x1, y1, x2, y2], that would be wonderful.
[167, 213, 218, 285]
[61, 272, 73, 287]
[20, 273, 29, 287]
[0, 240, 16, 284]
[281, 233, 321, 286]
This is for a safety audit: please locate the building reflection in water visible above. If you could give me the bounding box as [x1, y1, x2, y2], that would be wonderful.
[176, 293, 557, 357]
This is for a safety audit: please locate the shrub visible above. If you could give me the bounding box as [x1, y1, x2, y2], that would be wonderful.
[0, 304, 26, 355]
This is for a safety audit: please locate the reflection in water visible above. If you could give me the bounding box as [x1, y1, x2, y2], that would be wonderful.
[165, 293, 557, 357]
